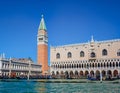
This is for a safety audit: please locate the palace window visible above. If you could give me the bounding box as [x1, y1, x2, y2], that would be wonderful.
[91, 52, 96, 58]
[117, 49, 120, 56]
[67, 52, 72, 58]
[56, 53, 60, 59]
[102, 49, 107, 56]
[80, 51, 85, 57]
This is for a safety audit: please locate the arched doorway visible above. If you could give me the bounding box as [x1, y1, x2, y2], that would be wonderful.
[96, 70, 100, 80]
[107, 70, 112, 77]
[80, 71, 83, 76]
[70, 71, 74, 78]
[75, 71, 79, 78]
[102, 70, 106, 77]
[52, 71, 55, 75]
[113, 70, 118, 77]
[60, 71, 64, 78]
[51, 71, 55, 78]
[85, 71, 89, 76]
[65, 71, 69, 79]
[90, 71, 94, 76]
[56, 71, 59, 75]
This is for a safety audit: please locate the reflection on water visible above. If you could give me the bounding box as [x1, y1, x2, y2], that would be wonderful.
[0, 80, 120, 93]
[35, 82, 47, 93]
[35, 81, 120, 93]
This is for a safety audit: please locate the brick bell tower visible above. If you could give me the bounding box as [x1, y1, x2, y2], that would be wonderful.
[37, 15, 48, 74]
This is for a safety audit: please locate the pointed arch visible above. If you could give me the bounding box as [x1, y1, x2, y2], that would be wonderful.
[72, 64, 74, 68]
[102, 49, 108, 56]
[56, 53, 60, 59]
[65, 64, 66, 68]
[74, 64, 76, 68]
[97, 63, 100, 68]
[96, 70, 100, 77]
[110, 62, 112, 67]
[89, 63, 91, 68]
[84, 64, 86, 68]
[91, 52, 96, 57]
[107, 62, 109, 67]
[79, 64, 81, 68]
[70, 64, 71, 68]
[75, 71, 78, 75]
[52, 71, 55, 75]
[107, 70, 112, 76]
[116, 62, 118, 67]
[80, 71, 83, 76]
[102, 70, 106, 76]
[67, 52, 72, 58]
[90, 70, 94, 75]
[92, 63, 94, 68]
[80, 51, 85, 57]
[85, 71, 89, 76]
[67, 64, 69, 68]
[101, 63, 103, 67]
[113, 62, 115, 67]
[95, 63, 97, 68]
[104, 62, 106, 67]
[113, 70, 118, 77]
[82, 64, 84, 68]
[56, 71, 59, 75]
[77, 64, 78, 68]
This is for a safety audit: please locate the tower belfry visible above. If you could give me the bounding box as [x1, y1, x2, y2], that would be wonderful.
[37, 15, 48, 74]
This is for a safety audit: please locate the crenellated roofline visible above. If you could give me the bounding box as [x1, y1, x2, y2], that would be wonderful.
[51, 39, 120, 48]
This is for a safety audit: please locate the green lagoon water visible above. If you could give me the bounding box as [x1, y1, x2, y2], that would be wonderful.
[0, 80, 120, 93]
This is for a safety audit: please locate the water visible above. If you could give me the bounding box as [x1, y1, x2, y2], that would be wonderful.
[0, 80, 120, 93]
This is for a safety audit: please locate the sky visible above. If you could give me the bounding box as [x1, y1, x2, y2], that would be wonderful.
[0, 0, 120, 64]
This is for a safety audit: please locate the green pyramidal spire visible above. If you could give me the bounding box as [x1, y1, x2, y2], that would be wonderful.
[38, 15, 47, 31]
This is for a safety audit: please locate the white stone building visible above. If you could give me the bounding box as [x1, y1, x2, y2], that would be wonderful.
[0, 55, 41, 77]
[50, 37, 120, 79]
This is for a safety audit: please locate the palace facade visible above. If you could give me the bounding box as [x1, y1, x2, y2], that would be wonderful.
[0, 55, 41, 78]
[50, 38, 120, 79]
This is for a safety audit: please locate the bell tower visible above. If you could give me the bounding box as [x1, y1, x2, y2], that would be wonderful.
[37, 15, 48, 74]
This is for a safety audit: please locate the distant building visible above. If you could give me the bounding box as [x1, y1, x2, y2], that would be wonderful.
[37, 15, 49, 75]
[50, 37, 120, 79]
[0, 55, 41, 77]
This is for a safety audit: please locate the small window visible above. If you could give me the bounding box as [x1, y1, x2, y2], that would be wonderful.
[80, 51, 85, 57]
[39, 38, 43, 41]
[67, 52, 72, 58]
[91, 52, 96, 58]
[117, 49, 120, 56]
[102, 49, 107, 56]
[56, 53, 60, 59]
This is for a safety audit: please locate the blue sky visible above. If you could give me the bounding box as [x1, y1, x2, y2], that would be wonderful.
[0, 0, 120, 64]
